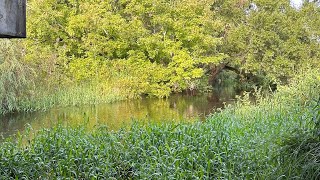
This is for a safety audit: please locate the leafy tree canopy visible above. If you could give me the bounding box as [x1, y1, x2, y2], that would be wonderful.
[25, 0, 320, 97]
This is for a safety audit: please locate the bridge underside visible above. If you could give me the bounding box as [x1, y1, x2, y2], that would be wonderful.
[0, 0, 26, 38]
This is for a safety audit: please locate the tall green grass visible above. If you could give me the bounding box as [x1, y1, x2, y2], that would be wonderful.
[16, 83, 127, 113]
[204, 70, 320, 179]
[0, 82, 128, 115]
[0, 70, 319, 179]
[0, 41, 128, 115]
[274, 97, 320, 178]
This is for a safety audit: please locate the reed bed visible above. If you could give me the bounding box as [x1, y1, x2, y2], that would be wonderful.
[0, 83, 127, 115]
[18, 84, 127, 112]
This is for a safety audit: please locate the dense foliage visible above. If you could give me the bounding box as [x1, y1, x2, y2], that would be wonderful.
[211, 0, 320, 80]
[1, 1, 320, 178]
[26, 0, 225, 97]
[0, 70, 319, 179]
[26, 0, 320, 95]
[0, 0, 319, 114]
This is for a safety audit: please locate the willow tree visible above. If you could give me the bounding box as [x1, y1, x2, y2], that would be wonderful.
[0, 40, 33, 114]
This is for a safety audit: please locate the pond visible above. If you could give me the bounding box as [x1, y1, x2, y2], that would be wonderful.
[0, 89, 236, 139]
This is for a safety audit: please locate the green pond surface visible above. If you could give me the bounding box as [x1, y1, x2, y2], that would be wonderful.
[0, 91, 235, 139]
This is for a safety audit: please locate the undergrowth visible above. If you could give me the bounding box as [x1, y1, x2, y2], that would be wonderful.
[275, 97, 320, 179]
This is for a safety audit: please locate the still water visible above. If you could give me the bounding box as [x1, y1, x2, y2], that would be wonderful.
[0, 91, 235, 139]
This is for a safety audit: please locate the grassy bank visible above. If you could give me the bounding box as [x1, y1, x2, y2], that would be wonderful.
[15, 83, 127, 113]
[0, 83, 128, 115]
[0, 40, 128, 115]
[0, 71, 319, 179]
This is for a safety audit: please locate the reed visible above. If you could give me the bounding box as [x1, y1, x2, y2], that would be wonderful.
[16, 83, 127, 113]
[0, 79, 128, 115]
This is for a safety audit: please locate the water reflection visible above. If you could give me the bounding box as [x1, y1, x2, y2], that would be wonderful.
[0, 92, 235, 139]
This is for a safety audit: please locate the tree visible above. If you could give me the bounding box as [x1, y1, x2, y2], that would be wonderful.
[210, 0, 320, 85]
[0, 40, 33, 113]
[25, 0, 320, 97]
[26, 0, 225, 97]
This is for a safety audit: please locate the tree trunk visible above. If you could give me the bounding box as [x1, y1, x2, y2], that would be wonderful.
[208, 63, 227, 84]
[208, 63, 242, 85]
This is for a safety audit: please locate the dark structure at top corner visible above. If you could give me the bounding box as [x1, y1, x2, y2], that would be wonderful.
[0, 0, 26, 38]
